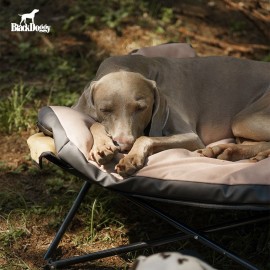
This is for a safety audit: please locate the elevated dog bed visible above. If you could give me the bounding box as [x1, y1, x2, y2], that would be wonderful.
[27, 43, 270, 269]
[27, 105, 270, 270]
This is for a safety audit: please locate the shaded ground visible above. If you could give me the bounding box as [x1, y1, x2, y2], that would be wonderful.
[0, 0, 270, 269]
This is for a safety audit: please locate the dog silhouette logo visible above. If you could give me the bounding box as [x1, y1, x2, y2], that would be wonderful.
[11, 9, 51, 33]
[18, 9, 39, 25]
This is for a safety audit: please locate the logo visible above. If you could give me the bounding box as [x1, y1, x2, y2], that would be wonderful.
[11, 9, 51, 33]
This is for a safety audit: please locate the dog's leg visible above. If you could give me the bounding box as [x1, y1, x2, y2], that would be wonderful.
[89, 122, 119, 165]
[198, 141, 270, 161]
[199, 91, 270, 161]
[116, 133, 204, 176]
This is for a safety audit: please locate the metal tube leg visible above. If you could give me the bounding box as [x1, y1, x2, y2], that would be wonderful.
[128, 197, 261, 270]
[46, 211, 269, 269]
[44, 181, 91, 261]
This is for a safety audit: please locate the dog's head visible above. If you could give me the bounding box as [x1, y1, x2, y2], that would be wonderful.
[88, 71, 157, 151]
[33, 9, 39, 13]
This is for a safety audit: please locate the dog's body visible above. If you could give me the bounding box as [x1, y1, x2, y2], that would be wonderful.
[130, 43, 196, 58]
[73, 55, 270, 176]
[19, 9, 39, 25]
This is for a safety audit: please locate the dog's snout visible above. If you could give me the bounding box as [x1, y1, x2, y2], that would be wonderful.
[113, 135, 135, 151]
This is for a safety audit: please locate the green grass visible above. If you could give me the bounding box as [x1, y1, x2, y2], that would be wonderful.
[0, 165, 130, 269]
[0, 210, 30, 246]
[62, 0, 168, 31]
[0, 83, 37, 133]
[86, 191, 125, 243]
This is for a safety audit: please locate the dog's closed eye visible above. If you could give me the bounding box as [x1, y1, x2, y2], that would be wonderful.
[100, 108, 113, 113]
[135, 100, 148, 112]
[135, 104, 147, 112]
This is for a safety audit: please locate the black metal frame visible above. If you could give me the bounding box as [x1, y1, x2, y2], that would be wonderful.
[42, 155, 270, 270]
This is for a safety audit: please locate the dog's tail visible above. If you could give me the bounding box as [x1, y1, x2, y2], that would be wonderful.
[18, 14, 22, 16]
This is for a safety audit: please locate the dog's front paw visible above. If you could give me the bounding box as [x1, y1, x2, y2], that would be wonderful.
[115, 154, 145, 177]
[89, 139, 119, 165]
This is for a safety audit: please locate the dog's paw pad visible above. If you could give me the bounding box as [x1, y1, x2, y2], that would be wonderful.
[115, 154, 145, 177]
[251, 150, 270, 162]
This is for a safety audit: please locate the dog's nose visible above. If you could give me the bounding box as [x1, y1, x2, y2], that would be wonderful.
[113, 136, 135, 152]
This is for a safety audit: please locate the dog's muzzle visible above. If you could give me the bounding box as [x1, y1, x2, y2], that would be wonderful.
[113, 140, 133, 152]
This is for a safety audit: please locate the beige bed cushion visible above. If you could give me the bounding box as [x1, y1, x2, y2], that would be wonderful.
[34, 106, 270, 185]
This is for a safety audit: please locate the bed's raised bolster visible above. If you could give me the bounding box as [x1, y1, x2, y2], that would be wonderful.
[27, 132, 56, 164]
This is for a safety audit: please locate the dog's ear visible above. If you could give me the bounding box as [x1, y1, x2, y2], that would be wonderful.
[145, 79, 160, 117]
[72, 80, 98, 118]
[85, 80, 98, 107]
[146, 79, 169, 137]
[147, 79, 157, 90]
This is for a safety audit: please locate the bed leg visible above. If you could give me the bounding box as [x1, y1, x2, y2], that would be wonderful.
[44, 181, 91, 262]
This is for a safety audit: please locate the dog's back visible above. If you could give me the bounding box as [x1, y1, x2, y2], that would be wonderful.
[96, 55, 270, 106]
[94, 55, 270, 143]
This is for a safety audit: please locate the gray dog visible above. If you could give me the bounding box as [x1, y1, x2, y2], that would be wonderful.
[73, 55, 270, 176]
